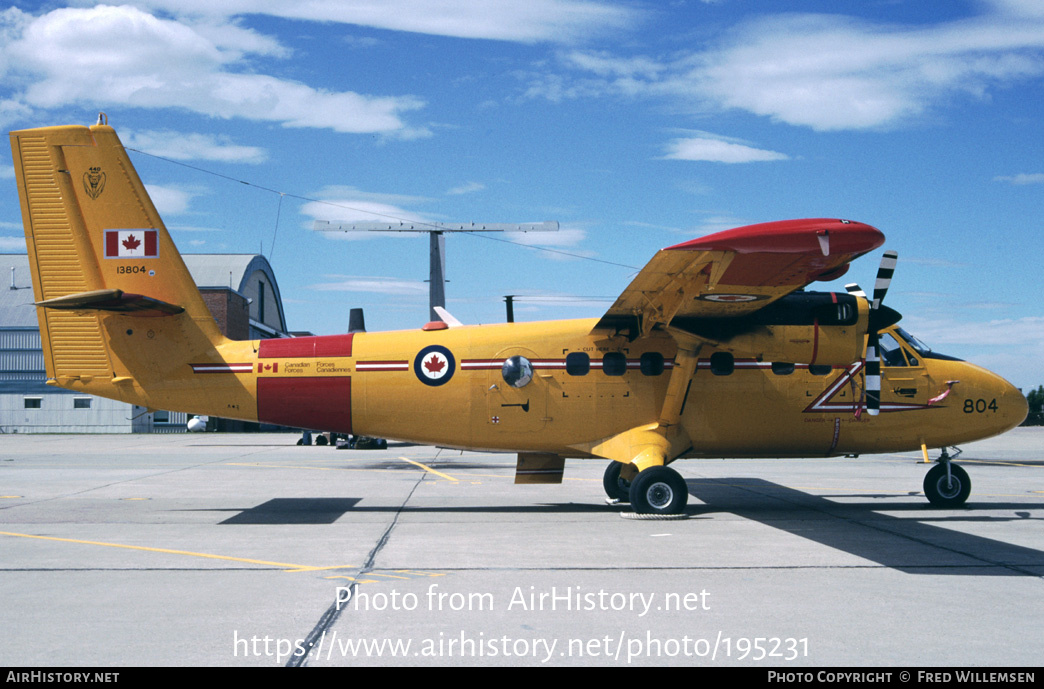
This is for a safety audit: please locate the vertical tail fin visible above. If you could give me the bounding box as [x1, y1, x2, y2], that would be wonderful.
[10, 122, 241, 412]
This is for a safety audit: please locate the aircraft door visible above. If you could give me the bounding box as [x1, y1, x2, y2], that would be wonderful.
[487, 346, 548, 432]
[879, 331, 929, 405]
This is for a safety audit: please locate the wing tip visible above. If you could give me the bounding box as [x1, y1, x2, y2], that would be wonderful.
[666, 218, 884, 256]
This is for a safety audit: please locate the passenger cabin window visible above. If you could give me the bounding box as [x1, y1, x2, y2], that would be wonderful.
[640, 352, 664, 376]
[565, 352, 590, 376]
[808, 365, 832, 376]
[771, 362, 795, 376]
[602, 352, 627, 376]
[710, 352, 734, 376]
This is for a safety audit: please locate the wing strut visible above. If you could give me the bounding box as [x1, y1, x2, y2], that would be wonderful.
[569, 336, 700, 472]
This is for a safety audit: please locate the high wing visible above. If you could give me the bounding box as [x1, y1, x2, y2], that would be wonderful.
[594, 218, 884, 339]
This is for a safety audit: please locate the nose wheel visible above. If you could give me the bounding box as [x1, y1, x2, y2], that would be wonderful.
[923, 461, 971, 508]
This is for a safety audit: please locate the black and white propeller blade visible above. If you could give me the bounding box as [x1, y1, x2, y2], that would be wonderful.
[865, 250, 898, 416]
[848, 251, 900, 416]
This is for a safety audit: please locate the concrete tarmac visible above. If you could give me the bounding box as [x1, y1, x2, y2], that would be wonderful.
[1, 429, 1042, 667]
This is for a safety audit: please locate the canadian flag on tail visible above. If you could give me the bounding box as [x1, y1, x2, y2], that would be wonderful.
[105, 229, 158, 258]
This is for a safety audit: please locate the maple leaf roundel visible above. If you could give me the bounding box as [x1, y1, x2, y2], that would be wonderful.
[413, 345, 456, 387]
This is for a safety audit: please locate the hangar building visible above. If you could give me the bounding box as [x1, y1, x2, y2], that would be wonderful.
[0, 253, 289, 433]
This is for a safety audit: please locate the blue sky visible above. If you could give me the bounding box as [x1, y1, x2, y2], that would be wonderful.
[1, 1, 1042, 390]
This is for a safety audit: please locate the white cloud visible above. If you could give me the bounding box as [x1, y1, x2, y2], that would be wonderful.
[0, 97, 32, 129]
[904, 315, 1044, 348]
[663, 136, 788, 163]
[301, 186, 434, 237]
[0, 5, 426, 136]
[504, 225, 586, 247]
[123, 129, 268, 164]
[499, 225, 593, 262]
[528, 7, 1044, 131]
[901, 257, 969, 269]
[562, 51, 665, 80]
[0, 236, 26, 251]
[143, 183, 202, 216]
[447, 181, 486, 195]
[688, 215, 752, 236]
[309, 275, 428, 294]
[900, 313, 1044, 389]
[130, 0, 639, 44]
[681, 12, 1044, 131]
[994, 173, 1044, 184]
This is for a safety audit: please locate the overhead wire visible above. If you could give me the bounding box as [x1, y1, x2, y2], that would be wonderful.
[125, 147, 641, 270]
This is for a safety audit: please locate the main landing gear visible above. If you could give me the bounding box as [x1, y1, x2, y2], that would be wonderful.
[923, 448, 971, 508]
[602, 461, 632, 503]
[603, 462, 688, 515]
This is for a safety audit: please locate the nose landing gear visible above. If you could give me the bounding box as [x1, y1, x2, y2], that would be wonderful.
[923, 447, 971, 508]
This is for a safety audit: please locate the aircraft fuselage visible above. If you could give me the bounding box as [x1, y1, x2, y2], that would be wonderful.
[158, 315, 1027, 460]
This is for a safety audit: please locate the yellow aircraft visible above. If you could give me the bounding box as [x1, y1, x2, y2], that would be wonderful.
[9, 121, 1028, 515]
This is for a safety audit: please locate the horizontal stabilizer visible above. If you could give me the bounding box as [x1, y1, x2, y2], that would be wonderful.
[36, 289, 184, 316]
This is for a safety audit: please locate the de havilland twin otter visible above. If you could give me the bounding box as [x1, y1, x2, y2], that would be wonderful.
[10, 121, 1028, 515]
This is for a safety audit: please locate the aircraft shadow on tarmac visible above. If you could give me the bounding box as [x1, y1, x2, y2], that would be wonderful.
[213, 498, 362, 524]
[683, 478, 1044, 577]
[203, 478, 1044, 576]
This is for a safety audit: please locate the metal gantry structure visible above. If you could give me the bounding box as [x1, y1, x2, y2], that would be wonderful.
[313, 221, 558, 322]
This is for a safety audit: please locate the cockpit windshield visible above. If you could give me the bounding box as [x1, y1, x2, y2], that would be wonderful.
[895, 327, 932, 357]
[880, 326, 960, 365]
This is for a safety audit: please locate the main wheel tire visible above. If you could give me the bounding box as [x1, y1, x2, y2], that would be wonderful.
[603, 462, 632, 503]
[629, 466, 688, 515]
[924, 463, 971, 508]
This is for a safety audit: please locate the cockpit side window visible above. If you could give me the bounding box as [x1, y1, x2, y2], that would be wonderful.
[878, 332, 908, 367]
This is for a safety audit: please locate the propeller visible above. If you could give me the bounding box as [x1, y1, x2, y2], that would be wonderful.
[845, 250, 900, 416]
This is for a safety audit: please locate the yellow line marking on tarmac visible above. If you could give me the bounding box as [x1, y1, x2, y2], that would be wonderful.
[0, 530, 353, 572]
[322, 570, 450, 585]
[324, 575, 380, 584]
[1, 496, 22, 499]
[366, 572, 413, 580]
[399, 457, 459, 482]
[282, 564, 359, 573]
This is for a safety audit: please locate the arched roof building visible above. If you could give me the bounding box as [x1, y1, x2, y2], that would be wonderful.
[184, 254, 287, 339]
